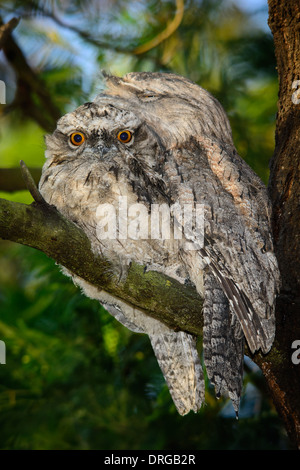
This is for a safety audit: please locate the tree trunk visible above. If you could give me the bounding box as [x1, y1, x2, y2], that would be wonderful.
[255, 0, 300, 450]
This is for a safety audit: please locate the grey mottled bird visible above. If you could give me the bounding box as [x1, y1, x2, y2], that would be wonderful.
[39, 72, 280, 416]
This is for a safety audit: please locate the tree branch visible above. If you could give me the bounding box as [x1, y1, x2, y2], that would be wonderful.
[19, 160, 45, 203]
[133, 0, 184, 54]
[0, 192, 203, 336]
[0, 16, 61, 132]
[0, 17, 19, 50]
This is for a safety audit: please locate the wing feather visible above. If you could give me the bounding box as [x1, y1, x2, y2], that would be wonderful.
[172, 139, 280, 354]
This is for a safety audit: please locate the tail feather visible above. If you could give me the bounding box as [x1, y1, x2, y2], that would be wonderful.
[149, 331, 205, 415]
[203, 269, 244, 414]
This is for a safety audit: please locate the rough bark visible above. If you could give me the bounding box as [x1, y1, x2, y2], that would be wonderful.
[256, 0, 300, 450]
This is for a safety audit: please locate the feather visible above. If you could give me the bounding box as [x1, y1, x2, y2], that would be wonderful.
[149, 331, 205, 415]
[203, 269, 244, 414]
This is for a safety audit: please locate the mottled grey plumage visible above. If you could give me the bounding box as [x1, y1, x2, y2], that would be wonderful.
[39, 72, 280, 415]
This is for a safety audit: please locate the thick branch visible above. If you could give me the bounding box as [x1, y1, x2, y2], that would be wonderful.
[0, 197, 203, 336]
[259, 0, 300, 449]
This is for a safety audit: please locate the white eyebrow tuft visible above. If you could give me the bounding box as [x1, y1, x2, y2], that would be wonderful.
[121, 81, 143, 92]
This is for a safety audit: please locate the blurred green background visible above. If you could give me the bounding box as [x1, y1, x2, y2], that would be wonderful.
[0, 0, 289, 449]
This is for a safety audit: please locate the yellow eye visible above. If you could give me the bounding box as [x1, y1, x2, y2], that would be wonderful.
[117, 130, 132, 144]
[70, 132, 85, 146]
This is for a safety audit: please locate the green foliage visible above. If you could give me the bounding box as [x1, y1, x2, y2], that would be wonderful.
[0, 0, 288, 450]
